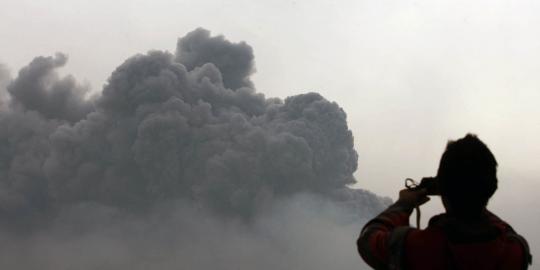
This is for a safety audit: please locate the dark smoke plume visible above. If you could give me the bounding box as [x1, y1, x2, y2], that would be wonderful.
[7, 53, 94, 123]
[0, 29, 389, 269]
[0, 64, 10, 109]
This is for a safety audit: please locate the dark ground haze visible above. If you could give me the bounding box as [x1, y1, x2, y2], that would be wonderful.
[0, 29, 389, 269]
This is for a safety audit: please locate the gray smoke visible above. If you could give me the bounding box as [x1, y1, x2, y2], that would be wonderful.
[0, 64, 10, 109]
[7, 53, 94, 123]
[0, 29, 389, 269]
[175, 28, 255, 90]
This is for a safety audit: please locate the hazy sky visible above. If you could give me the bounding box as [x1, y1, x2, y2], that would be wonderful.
[2, 0, 539, 261]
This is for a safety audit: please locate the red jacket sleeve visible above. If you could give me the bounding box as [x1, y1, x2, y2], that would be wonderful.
[357, 201, 414, 269]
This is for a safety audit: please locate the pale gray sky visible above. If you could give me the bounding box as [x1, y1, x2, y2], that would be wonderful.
[2, 0, 539, 261]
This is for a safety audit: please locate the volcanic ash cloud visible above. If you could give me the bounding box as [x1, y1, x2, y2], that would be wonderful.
[0, 28, 389, 269]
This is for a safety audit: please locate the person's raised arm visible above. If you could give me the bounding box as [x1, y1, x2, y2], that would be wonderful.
[357, 188, 429, 269]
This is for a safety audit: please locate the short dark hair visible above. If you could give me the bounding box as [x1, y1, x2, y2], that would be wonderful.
[436, 134, 498, 218]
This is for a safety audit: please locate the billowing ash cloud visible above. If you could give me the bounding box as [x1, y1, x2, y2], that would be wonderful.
[175, 28, 255, 90]
[7, 53, 93, 123]
[0, 29, 389, 269]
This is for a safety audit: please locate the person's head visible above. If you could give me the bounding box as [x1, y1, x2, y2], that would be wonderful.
[436, 134, 498, 219]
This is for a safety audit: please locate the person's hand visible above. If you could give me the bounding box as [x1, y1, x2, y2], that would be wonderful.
[397, 188, 430, 209]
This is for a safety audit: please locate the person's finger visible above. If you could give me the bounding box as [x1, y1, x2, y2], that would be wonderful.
[415, 188, 428, 196]
[418, 196, 430, 206]
[399, 188, 411, 194]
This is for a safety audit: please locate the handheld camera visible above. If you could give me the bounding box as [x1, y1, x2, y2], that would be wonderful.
[405, 177, 440, 196]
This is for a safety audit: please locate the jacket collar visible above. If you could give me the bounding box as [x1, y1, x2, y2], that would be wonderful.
[428, 210, 505, 243]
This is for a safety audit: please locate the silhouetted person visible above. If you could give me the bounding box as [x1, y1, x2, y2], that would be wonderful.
[357, 134, 532, 269]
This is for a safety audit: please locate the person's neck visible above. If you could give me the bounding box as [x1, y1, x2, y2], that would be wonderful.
[445, 208, 488, 222]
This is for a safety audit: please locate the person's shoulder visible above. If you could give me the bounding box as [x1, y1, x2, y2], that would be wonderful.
[486, 211, 533, 268]
[485, 211, 512, 229]
[486, 211, 529, 243]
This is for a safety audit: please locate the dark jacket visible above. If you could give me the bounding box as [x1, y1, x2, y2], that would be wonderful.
[357, 202, 532, 270]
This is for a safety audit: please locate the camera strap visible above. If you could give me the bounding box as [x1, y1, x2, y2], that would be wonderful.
[414, 206, 421, 229]
[405, 178, 423, 229]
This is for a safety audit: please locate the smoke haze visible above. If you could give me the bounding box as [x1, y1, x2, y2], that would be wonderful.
[0, 29, 388, 269]
[0, 64, 10, 109]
